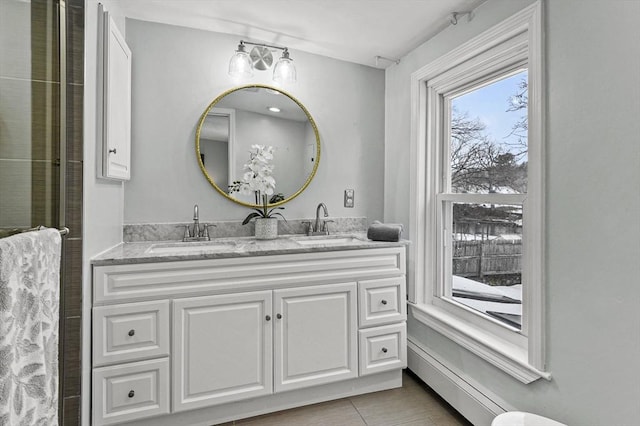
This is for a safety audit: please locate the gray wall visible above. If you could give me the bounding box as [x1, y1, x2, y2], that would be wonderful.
[385, 0, 640, 424]
[123, 19, 385, 223]
[83, 1, 128, 424]
[83, 0, 125, 257]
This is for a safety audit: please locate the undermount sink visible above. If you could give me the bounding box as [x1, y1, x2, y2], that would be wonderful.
[290, 235, 364, 246]
[146, 241, 237, 254]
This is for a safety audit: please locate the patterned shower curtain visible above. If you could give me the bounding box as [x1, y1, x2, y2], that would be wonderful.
[0, 229, 61, 426]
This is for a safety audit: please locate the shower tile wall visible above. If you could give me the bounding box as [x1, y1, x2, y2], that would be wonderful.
[62, 2, 85, 426]
[0, 1, 84, 425]
[0, 0, 60, 227]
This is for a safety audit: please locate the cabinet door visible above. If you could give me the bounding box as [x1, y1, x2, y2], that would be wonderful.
[100, 9, 131, 180]
[173, 291, 272, 412]
[274, 282, 358, 392]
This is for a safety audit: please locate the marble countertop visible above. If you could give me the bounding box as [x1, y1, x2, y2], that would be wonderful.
[92, 233, 409, 266]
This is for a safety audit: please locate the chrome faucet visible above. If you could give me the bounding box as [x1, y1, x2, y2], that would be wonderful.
[183, 204, 213, 241]
[304, 203, 330, 235]
[193, 204, 200, 235]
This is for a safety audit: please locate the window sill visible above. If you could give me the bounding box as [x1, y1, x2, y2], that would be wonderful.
[409, 302, 551, 384]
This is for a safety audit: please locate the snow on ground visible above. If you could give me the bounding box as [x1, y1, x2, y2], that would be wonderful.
[453, 233, 498, 241]
[495, 234, 522, 241]
[453, 233, 522, 241]
[452, 275, 522, 317]
[453, 275, 522, 299]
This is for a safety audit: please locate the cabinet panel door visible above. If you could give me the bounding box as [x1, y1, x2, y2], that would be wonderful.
[100, 10, 131, 180]
[173, 291, 272, 412]
[274, 282, 358, 392]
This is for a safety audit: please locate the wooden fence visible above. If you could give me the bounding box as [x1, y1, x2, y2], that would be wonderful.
[452, 239, 522, 285]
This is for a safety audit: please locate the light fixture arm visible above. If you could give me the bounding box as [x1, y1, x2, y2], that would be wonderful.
[240, 40, 289, 53]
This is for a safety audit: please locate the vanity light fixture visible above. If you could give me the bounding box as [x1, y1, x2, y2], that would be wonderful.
[228, 41, 253, 79]
[272, 48, 296, 84]
[228, 40, 297, 84]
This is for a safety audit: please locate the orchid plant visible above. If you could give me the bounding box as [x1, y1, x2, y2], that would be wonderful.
[229, 145, 286, 225]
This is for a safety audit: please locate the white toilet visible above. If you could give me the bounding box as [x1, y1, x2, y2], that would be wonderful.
[492, 411, 567, 426]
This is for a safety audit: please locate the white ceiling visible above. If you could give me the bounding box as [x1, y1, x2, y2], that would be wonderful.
[113, 0, 485, 68]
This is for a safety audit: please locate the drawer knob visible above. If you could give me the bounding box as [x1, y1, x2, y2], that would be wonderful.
[265, 315, 271, 321]
[276, 313, 283, 319]
[128, 390, 135, 398]
[381, 299, 388, 305]
[381, 347, 388, 353]
[128, 329, 135, 337]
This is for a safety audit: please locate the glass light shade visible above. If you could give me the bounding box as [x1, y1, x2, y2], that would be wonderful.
[273, 55, 296, 84]
[228, 49, 253, 79]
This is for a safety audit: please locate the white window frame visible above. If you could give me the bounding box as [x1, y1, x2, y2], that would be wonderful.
[408, 2, 549, 384]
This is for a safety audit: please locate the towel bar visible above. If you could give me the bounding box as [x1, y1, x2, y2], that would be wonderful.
[34, 226, 70, 236]
[0, 226, 70, 239]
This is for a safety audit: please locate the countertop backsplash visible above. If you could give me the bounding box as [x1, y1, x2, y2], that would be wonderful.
[123, 217, 368, 242]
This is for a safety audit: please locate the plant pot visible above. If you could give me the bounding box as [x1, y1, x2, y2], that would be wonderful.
[254, 218, 278, 240]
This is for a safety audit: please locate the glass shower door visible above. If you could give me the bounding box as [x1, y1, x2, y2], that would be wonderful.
[0, 0, 61, 231]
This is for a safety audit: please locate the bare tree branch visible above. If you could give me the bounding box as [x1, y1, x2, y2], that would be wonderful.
[450, 83, 528, 194]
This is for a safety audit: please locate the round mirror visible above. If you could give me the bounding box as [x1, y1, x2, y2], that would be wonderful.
[196, 84, 320, 208]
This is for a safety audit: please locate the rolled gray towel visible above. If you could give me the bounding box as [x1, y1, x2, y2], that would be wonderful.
[367, 220, 403, 242]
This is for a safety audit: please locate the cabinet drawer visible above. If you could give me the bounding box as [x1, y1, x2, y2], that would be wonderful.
[359, 323, 407, 376]
[93, 300, 169, 366]
[92, 358, 169, 425]
[358, 277, 406, 327]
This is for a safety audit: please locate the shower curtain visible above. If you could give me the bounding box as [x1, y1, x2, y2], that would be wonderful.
[0, 229, 61, 425]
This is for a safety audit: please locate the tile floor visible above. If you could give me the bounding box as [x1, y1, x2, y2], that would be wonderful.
[220, 370, 472, 426]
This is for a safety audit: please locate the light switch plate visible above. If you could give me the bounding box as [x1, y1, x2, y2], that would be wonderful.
[344, 189, 354, 208]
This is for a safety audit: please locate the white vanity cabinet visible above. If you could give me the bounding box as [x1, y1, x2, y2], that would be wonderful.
[92, 246, 405, 425]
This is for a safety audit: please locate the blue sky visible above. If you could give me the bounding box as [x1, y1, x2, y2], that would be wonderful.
[452, 70, 528, 159]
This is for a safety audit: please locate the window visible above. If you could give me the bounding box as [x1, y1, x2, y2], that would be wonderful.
[442, 70, 528, 331]
[408, 3, 548, 383]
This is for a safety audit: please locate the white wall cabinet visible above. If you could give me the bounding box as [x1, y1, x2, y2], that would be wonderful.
[92, 247, 406, 425]
[98, 7, 131, 180]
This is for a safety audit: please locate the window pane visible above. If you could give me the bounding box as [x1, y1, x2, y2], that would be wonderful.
[449, 202, 522, 329]
[449, 70, 528, 194]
